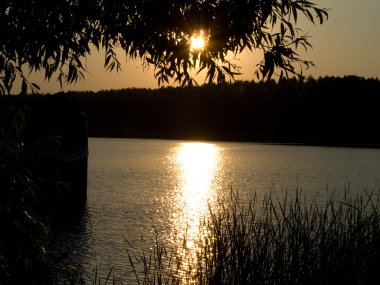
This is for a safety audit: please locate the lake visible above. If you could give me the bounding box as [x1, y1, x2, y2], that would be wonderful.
[52, 138, 380, 283]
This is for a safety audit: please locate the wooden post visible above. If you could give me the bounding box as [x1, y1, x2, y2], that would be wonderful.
[26, 94, 89, 210]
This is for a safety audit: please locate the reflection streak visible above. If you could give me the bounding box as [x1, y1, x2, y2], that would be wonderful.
[173, 142, 220, 253]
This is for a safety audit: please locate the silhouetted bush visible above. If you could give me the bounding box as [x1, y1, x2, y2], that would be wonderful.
[0, 96, 86, 284]
[0, 102, 53, 284]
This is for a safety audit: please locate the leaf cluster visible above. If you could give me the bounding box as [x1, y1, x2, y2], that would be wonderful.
[0, 104, 53, 284]
[0, 0, 328, 93]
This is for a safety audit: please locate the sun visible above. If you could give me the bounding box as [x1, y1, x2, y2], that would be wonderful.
[191, 36, 205, 50]
[190, 31, 206, 50]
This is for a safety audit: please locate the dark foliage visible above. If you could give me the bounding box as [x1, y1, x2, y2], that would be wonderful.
[0, 101, 53, 284]
[0, 0, 327, 93]
[0, 96, 87, 284]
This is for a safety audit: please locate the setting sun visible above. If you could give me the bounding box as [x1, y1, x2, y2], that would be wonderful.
[190, 32, 206, 50]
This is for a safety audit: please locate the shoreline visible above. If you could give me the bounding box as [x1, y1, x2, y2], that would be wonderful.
[88, 135, 380, 149]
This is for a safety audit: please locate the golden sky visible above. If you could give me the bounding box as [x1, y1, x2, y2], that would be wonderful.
[16, 0, 380, 94]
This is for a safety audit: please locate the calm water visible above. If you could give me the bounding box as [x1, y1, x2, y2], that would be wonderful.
[53, 138, 380, 283]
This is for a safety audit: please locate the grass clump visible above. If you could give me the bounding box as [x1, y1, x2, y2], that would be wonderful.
[129, 190, 380, 285]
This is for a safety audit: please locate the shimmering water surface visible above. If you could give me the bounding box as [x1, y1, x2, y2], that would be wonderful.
[53, 138, 380, 283]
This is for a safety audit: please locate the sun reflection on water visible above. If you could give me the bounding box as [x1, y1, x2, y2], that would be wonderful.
[172, 142, 221, 254]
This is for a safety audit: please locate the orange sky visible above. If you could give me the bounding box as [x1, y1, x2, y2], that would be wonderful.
[14, 0, 380, 94]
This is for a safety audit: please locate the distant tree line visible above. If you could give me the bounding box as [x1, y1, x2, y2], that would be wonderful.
[65, 75, 380, 146]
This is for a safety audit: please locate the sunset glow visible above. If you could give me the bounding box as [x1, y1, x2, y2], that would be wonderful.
[190, 32, 206, 50]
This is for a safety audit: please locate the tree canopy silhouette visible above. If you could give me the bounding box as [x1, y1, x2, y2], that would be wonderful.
[0, 0, 328, 94]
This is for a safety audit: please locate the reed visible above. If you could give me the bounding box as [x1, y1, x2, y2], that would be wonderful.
[128, 189, 380, 285]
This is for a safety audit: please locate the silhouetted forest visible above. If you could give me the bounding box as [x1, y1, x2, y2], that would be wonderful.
[64, 76, 379, 146]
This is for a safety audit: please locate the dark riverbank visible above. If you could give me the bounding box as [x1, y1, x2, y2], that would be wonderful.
[65, 76, 380, 147]
[0, 94, 88, 284]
